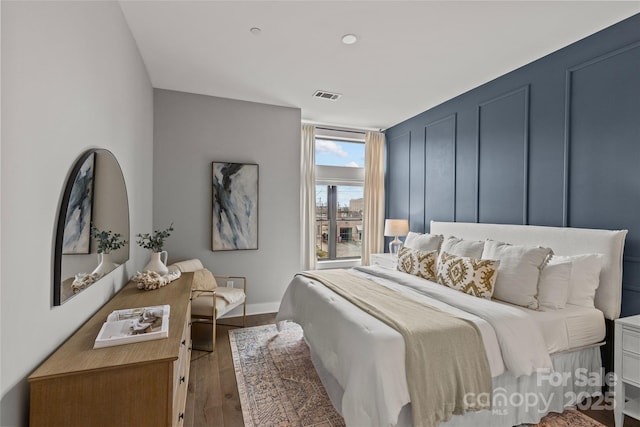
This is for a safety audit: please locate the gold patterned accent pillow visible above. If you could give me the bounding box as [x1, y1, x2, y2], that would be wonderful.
[396, 246, 438, 281]
[437, 251, 500, 299]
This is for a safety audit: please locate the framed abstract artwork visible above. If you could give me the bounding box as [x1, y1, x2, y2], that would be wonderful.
[212, 162, 259, 251]
[62, 152, 95, 254]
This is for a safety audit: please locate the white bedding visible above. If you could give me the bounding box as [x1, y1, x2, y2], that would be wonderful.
[276, 221, 625, 427]
[514, 303, 605, 353]
[276, 266, 558, 427]
[366, 267, 606, 354]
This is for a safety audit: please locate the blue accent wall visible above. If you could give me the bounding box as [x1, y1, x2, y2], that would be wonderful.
[385, 13, 640, 317]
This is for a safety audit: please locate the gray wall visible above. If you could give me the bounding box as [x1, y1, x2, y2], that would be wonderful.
[1, 2, 153, 425]
[385, 13, 640, 316]
[153, 89, 301, 314]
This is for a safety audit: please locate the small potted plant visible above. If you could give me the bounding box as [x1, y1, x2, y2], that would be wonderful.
[90, 224, 128, 276]
[137, 223, 174, 274]
[91, 224, 128, 254]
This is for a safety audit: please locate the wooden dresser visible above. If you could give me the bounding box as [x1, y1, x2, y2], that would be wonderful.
[29, 273, 193, 427]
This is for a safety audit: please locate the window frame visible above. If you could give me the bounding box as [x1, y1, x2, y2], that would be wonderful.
[313, 134, 365, 269]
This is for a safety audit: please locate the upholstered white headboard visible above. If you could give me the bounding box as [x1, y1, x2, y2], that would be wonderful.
[430, 221, 628, 320]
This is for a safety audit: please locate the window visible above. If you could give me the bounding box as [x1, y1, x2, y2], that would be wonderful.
[314, 131, 365, 262]
[316, 184, 364, 260]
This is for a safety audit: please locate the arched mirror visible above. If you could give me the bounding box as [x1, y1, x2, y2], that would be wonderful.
[54, 149, 130, 305]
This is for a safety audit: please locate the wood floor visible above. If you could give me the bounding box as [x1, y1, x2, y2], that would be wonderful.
[184, 313, 639, 427]
[184, 313, 276, 427]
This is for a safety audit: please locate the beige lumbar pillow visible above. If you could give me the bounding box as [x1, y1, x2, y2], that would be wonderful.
[403, 232, 444, 252]
[481, 240, 553, 309]
[440, 236, 485, 258]
[170, 258, 204, 273]
[192, 268, 218, 292]
[397, 246, 438, 281]
[437, 251, 499, 299]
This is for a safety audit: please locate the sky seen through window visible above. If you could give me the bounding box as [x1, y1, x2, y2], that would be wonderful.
[315, 139, 364, 208]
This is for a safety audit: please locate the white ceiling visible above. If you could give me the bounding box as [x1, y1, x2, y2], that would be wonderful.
[119, 1, 640, 130]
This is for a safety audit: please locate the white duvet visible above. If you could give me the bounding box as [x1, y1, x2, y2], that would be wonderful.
[276, 266, 553, 427]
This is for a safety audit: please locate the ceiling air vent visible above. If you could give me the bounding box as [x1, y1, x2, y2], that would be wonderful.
[313, 90, 342, 101]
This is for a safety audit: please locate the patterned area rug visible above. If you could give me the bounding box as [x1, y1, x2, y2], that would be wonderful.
[229, 323, 605, 427]
[532, 409, 605, 427]
[229, 322, 345, 427]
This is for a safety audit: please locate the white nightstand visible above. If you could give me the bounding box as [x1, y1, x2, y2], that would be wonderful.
[614, 315, 640, 427]
[370, 253, 397, 270]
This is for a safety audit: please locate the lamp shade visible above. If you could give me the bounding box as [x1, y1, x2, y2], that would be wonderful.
[384, 219, 409, 237]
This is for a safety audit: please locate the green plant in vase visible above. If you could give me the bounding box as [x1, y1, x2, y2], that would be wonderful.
[91, 224, 128, 254]
[90, 224, 128, 277]
[136, 223, 174, 274]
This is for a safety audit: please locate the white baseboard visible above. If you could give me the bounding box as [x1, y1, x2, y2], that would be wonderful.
[218, 301, 281, 319]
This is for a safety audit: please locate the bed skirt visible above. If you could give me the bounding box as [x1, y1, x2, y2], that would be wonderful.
[309, 342, 605, 427]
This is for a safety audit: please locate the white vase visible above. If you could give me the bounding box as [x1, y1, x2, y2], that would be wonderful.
[143, 251, 168, 275]
[91, 252, 118, 278]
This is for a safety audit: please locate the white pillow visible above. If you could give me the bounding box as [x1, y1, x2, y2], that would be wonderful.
[440, 236, 484, 258]
[403, 232, 443, 252]
[482, 240, 553, 309]
[553, 254, 603, 308]
[537, 259, 572, 311]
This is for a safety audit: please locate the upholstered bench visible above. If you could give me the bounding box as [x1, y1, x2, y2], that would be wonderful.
[169, 259, 246, 351]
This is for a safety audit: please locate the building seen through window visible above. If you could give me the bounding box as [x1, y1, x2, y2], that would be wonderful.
[315, 136, 365, 261]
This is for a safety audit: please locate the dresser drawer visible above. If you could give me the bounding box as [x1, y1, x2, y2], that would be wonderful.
[173, 360, 190, 427]
[623, 351, 640, 387]
[173, 304, 192, 426]
[623, 327, 640, 356]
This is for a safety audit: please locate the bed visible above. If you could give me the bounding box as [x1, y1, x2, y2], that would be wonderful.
[276, 221, 628, 427]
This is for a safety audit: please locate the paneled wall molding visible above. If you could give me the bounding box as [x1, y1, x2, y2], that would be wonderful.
[387, 132, 411, 145]
[563, 40, 640, 227]
[475, 85, 530, 224]
[408, 128, 425, 232]
[622, 258, 640, 295]
[424, 113, 457, 225]
[568, 39, 640, 73]
[405, 130, 413, 228]
[477, 85, 531, 106]
[386, 15, 640, 315]
[385, 131, 411, 230]
[424, 113, 458, 128]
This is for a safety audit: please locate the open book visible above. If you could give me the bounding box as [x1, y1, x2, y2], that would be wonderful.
[94, 305, 170, 349]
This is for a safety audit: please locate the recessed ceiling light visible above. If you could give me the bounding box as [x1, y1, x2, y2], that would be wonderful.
[250, 27, 262, 35]
[341, 34, 357, 45]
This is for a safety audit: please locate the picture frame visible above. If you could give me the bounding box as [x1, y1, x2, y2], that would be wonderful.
[211, 162, 259, 251]
[62, 152, 95, 254]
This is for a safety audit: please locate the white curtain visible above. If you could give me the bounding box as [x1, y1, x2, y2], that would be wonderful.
[362, 131, 385, 265]
[301, 124, 317, 270]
